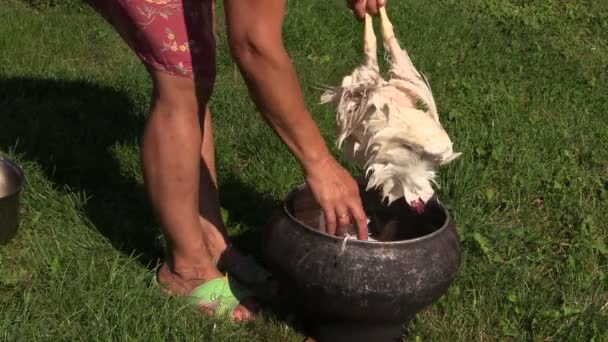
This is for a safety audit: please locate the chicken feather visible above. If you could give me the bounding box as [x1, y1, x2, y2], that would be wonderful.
[320, 8, 461, 212]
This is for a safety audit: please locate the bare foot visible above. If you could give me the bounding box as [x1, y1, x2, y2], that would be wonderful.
[157, 262, 260, 322]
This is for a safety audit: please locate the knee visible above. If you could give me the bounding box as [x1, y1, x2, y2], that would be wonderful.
[157, 84, 198, 116]
[151, 72, 210, 114]
[227, 24, 281, 68]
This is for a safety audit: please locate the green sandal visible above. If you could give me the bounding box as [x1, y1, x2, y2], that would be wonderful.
[187, 274, 255, 319]
[156, 273, 256, 321]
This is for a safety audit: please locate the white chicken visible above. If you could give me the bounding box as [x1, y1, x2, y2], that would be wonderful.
[320, 8, 461, 213]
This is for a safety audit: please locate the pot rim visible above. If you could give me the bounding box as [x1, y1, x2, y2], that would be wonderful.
[0, 156, 26, 199]
[281, 180, 454, 246]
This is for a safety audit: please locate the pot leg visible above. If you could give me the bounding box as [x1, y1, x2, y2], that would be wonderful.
[306, 321, 407, 342]
[0, 196, 20, 245]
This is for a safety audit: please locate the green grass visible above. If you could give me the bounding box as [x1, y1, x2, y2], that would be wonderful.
[1, 0, 607, 340]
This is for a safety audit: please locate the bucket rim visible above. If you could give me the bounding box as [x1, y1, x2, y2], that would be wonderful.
[281, 177, 454, 246]
[0, 156, 26, 199]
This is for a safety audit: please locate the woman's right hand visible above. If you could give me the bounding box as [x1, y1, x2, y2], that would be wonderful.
[304, 156, 369, 240]
[346, 0, 386, 21]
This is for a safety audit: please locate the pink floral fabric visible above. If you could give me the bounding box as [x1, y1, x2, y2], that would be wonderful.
[87, 0, 216, 79]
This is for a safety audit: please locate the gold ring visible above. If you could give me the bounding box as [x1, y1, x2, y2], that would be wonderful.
[338, 214, 349, 219]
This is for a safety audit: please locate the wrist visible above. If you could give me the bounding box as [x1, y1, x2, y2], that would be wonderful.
[300, 146, 334, 176]
[277, 110, 333, 174]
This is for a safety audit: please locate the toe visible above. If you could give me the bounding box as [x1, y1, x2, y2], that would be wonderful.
[196, 302, 218, 318]
[233, 306, 244, 322]
[234, 297, 259, 322]
[238, 305, 252, 321]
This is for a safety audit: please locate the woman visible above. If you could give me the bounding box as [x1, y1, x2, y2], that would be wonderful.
[87, 0, 384, 322]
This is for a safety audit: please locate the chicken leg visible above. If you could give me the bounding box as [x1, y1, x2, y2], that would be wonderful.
[364, 13, 378, 70]
[378, 7, 411, 77]
[378, 7, 440, 123]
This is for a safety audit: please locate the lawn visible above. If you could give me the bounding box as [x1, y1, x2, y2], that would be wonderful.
[1, 0, 607, 340]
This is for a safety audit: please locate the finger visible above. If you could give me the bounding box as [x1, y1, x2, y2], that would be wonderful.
[366, 0, 379, 15]
[377, 0, 385, 8]
[335, 208, 351, 236]
[354, 0, 366, 21]
[323, 206, 337, 236]
[349, 202, 369, 240]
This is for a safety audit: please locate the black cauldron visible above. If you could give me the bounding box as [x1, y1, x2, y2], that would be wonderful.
[260, 178, 461, 342]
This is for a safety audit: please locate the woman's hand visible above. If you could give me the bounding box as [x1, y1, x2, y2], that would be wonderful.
[304, 156, 369, 240]
[347, 0, 386, 21]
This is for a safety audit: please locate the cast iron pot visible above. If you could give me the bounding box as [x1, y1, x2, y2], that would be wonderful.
[260, 178, 461, 342]
[0, 157, 25, 245]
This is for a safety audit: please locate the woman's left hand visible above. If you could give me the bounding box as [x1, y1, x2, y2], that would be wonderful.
[346, 0, 386, 21]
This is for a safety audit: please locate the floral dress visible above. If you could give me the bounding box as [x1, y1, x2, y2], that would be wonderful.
[87, 0, 216, 79]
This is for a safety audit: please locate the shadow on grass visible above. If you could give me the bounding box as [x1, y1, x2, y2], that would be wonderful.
[0, 76, 306, 336]
[0, 77, 160, 265]
[0, 77, 278, 271]
[218, 175, 280, 257]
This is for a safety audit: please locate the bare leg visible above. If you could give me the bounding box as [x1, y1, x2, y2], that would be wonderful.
[144, 71, 257, 322]
[197, 113, 277, 300]
[196, 105, 231, 261]
[196, 108, 263, 274]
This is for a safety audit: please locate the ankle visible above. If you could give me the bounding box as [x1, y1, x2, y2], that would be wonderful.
[157, 262, 221, 296]
[160, 261, 220, 287]
[164, 248, 217, 279]
[196, 220, 231, 263]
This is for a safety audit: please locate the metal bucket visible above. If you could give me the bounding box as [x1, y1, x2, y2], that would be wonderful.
[0, 157, 25, 245]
